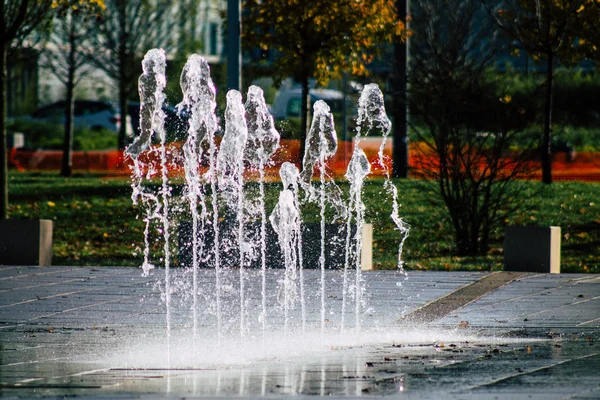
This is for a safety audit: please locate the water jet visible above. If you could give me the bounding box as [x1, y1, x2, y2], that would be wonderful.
[128, 49, 411, 350]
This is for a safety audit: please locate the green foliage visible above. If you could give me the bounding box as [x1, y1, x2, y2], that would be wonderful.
[7, 173, 600, 273]
[568, 1, 600, 63]
[486, 0, 587, 183]
[409, 0, 538, 255]
[2, 0, 58, 219]
[243, 0, 405, 149]
[428, 70, 600, 152]
[490, 70, 600, 127]
[243, 0, 405, 86]
[275, 118, 302, 139]
[8, 173, 141, 265]
[550, 125, 600, 151]
[368, 179, 600, 273]
[490, 0, 583, 63]
[513, 124, 600, 152]
[7, 119, 117, 150]
[553, 72, 600, 125]
[275, 115, 353, 140]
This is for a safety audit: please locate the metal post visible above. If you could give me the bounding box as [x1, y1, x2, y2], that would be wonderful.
[227, 0, 241, 91]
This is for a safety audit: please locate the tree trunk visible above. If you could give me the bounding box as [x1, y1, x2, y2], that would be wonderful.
[61, 87, 75, 177]
[0, 43, 8, 220]
[117, 1, 129, 151]
[541, 51, 554, 184]
[392, 0, 409, 178]
[61, 27, 76, 177]
[454, 224, 470, 256]
[118, 72, 128, 150]
[299, 76, 310, 164]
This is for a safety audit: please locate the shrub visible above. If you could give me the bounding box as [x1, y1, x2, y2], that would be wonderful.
[490, 70, 600, 127]
[7, 119, 118, 150]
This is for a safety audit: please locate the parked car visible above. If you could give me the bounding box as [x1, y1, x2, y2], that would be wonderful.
[30, 100, 123, 132]
[127, 102, 189, 142]
[271, 87, 358, 139]
[270, 88, 349, 120]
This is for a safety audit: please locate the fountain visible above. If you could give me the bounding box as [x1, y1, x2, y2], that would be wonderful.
[127, 49, 410, 353]
[177, 54, 219, 345]
[245, 85, 281, 338]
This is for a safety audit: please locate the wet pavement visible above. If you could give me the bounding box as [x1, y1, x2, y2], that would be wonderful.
[0, 266, 599, 399]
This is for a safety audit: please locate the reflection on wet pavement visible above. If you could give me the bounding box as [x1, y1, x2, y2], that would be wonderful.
[0, 267, 598, 399]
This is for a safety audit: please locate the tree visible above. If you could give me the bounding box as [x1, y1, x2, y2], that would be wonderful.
[42, 0, 105, 177]
[391, 0, 409, 179]
[1, 0, 55, 220]
[410, 0, 536, 255]
[88, 0, 174, 150]
[568, 1, 600, 64]
[482, 0, 583, 184]
[243, 0, 405, 158]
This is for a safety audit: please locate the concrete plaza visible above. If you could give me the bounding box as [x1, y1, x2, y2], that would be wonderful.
[0, 266, 599, 399]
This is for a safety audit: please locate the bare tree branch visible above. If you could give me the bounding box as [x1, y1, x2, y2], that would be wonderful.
[410, 0, 536, 255]
[87, 0, 175, 149]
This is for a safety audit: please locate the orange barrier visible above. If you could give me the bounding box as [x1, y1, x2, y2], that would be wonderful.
[11, 149, 128, 174]
[121, 139, 394, 180]
[8, 140, 600, 181]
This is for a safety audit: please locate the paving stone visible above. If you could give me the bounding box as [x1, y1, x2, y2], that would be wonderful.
[0, 266, 598, 399]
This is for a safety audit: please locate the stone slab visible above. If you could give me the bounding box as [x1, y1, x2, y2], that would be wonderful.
[0, 266, 598, 399]
[504, 226, 561, 273]
[0, 219, 53, 266]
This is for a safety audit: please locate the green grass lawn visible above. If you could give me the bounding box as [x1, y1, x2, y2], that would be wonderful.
[7, 172, 600, 273]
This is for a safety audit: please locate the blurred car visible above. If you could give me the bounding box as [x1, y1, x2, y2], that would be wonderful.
[271, 88, 349, 120]
[30, 100, 123, 132]
[127, 102, 189, 142]
[271, 87, 358, 139]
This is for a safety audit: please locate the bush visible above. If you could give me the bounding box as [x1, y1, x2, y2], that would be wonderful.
[554, 72, 600, 126]
[275, 118, 302, 139]
[275, 115, 356, 141]
[516, 124, 600, 152]
[7, 119, 118, 150]
[491, 70, 600, 127]
[554, 125, 600, 152]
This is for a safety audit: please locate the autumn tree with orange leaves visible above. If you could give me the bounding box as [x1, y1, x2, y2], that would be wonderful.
[243, 0, 406, 157]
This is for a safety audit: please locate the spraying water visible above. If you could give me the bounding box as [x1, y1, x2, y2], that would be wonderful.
[270, 175, 301, 338]
[358, 84, 410, 272]
[341, 148, 371, 333]
[300, 100, 340, 336]
[217, 90, 248, 338]
[127, 49, 166, 159]
[128, 51, 412, 351]
[126, 49, 170, 344]
[244, 85, 280, 339]
[127, 49, 168, 277]
[178, 55, 218, 342]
